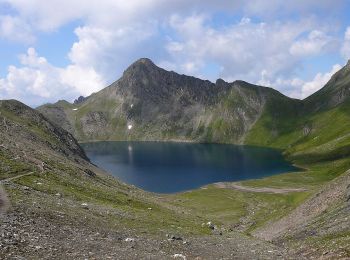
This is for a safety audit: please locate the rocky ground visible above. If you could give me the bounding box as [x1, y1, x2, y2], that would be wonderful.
[0, 180, 291, 260]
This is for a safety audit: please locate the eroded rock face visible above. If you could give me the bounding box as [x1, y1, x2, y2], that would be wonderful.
[37, 105, 75, 135]
[80, 111, 108, 138]
[329, 86, 350, 107]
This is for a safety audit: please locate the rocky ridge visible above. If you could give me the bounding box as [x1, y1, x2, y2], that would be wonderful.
[38, 58, 298, 144]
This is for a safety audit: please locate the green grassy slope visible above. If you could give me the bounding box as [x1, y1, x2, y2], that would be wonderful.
[245, 97, 350, 164]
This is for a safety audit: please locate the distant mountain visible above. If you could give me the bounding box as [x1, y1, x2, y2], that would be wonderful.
[37, 58, 301, 144]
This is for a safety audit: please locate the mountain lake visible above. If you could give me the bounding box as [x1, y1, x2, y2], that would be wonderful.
[81, 141, 299, 193]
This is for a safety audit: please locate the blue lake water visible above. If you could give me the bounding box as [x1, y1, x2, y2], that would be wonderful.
[81, 141, 298, 193]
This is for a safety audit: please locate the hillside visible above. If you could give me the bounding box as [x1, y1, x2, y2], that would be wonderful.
[246, 62, 350, 165]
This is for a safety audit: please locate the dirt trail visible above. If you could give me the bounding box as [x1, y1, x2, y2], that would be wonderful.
[0, 172, 34, 183]
[253, 169, 350, 241]
[0, 172, 34, 215]
[213, 182, 307, 194]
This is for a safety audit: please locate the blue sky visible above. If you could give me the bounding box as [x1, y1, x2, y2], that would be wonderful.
[0, 0, 350, 106]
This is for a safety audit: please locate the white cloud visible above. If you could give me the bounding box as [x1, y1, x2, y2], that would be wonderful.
[1, 48, 62, 99]
[5, 0, 345, 30]
[61, 65, 105, 96]
[257, 64, 343, 99]
[68, 23, 157, 81]
[0, 15, 34, 43]
[1, 0, 346, 49]
[243, 0, 344, 17]
[163, 14, 336, 87]
[4, 0, 191, 31]
[300, 64, 342, 98]
[341, 27, 350, 60]
[258, 74, 305, 99]
[289, 30, 337, 57]
[0, 48, 104, 106]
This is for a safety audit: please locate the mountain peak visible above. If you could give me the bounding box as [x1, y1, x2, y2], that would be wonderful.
[135, 58, 154, 65]
[122, 58, 159, 77]
[130, 58, 157, 69]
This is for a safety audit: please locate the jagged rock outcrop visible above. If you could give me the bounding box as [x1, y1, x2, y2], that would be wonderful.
[74, 96, 87, 104]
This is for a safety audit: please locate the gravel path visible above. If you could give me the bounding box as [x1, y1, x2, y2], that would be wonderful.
[213, 182, 307, 194]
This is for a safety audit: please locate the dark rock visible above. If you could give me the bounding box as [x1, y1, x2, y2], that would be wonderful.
[74, 96, 87, 104]
[84, 169, 96, 177]
[166, 234, 183, 241]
